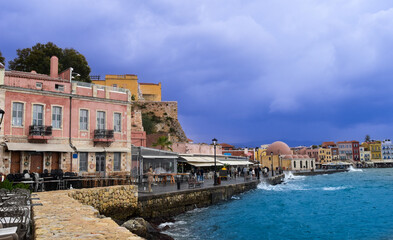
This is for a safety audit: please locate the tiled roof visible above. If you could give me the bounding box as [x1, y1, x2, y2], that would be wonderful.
[220, 143, 234, 148]
[5, 70, 69, 82]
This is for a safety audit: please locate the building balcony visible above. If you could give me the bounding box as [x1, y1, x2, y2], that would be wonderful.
[93, 129, 114, 143]
[28, 125, 53, 140]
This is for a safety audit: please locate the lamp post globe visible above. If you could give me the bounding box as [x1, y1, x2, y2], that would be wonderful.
[212, 138, 218, 185]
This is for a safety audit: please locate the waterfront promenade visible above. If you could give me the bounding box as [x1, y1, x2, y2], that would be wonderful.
[138, 176, 259, 196]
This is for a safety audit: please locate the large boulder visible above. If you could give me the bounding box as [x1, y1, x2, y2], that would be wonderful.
[122, 218, 157, 238]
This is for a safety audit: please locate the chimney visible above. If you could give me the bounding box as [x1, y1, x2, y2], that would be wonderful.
[50, 56, 58, 78]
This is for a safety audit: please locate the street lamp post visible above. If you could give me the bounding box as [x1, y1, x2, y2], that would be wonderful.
[271, 152, 274, 177]
[212, 138, 218, 185]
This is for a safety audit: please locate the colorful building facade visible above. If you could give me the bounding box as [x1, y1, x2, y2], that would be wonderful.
[337, 141, 359, 161]
[92, 74, 161, 101]
[381, 140, 393, 160]
[0, 56, 132, 176]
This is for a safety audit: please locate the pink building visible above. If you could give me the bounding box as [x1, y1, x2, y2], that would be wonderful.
[0, 56, 132, 176]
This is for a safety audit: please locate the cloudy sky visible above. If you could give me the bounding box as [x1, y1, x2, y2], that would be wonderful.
[1, 0, 393, 147]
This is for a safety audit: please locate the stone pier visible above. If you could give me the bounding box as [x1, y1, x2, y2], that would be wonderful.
[33, 186, 142, 240]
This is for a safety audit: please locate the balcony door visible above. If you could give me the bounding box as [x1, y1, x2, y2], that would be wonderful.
[97, 111, 106, 130]
[96, 153, 106, 176]
[33, 104, 44, 126]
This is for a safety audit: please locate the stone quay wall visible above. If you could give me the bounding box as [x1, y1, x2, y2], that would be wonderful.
[136, 181, 259, 219]
[68, 185, 138, 220]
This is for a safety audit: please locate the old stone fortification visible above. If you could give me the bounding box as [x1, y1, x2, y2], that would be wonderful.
[136, 181, 258, 219]
[132, 101, 187, 143]
[68, 185, 138, 220]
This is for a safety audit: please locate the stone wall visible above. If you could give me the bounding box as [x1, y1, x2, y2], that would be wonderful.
[172, 142, 223, 155]
[132, 101, 187, 143]
[136, 181, 258, 219]
[69, 185, 139, 220]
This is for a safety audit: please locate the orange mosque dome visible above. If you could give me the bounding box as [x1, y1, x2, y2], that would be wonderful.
[266, 141, 292, 155]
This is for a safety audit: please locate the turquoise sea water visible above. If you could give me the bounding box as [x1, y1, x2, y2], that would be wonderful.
[161, 168, 393, 240]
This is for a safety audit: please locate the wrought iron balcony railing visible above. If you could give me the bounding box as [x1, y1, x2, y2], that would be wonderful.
[94, 129, 114, 140]
[29, 125, 52, 136]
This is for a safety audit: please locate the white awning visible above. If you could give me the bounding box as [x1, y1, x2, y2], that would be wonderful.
[142, 155, 178, 159]
[104, 147, 131, 152]
[189, 162, 224, 167]
[6, 143, 74, 152]
[181, 156, 224, 167]
[75, 146, 105, 152]
[219, 160, 253, 166]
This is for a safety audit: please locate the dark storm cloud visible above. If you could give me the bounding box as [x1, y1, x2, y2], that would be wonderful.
[2, 0, 393, 146]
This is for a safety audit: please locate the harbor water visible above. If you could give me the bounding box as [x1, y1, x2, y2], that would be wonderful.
[161, 168, 393, 240]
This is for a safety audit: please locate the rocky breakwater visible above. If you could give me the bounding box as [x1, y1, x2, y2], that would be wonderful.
[69, 185, 138, 221]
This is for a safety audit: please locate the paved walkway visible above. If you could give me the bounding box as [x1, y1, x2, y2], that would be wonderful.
[138, 176, 262, 197]
[33, 191, 143, 240]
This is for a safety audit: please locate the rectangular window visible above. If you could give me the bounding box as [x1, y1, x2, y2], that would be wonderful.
[80, 109, 88, 130]
[12, 102, 24, 126]
[36, 82, 42, 89]
[97, 111, 106, 130]
[79, 152, 88, 172]
[114, 113, 121, 132]
[55, 84, 64, 92]
[52, 106, 62, 129]
[32, 104, 44, 126]
[114, 152, 121, 171]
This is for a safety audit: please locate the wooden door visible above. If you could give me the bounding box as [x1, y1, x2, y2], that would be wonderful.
[51, 152, 60, 170]
[10, 152, 21, 174]
[30, 153, 43, 173]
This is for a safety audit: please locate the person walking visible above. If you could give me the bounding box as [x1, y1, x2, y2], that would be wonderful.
[147, 166, 154, 192]
[200, 168, 204, 182]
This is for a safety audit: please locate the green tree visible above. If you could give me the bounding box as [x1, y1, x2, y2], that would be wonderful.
[8, 42, 91, 82]
[365, 134, 371, 142]
[0, 51, 5, 65]
[152, 136, 173, 151]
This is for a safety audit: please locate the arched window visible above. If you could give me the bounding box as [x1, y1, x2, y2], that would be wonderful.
[300, 161, 303, 168]
[294, 161, 296, 168]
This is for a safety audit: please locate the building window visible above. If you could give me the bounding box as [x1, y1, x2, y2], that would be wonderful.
[300, 161, 303, 168]
[114, 113, 121, 132]
[114, 152, 121, 171]
[80, 109, 88, 130]
[32, 104, 44, 126]
[36, 82, 42, 89]
[113, 84, 117, 88]
[79, 152, 88, 172]
[97, 111, 106, 130]
[52, 106, 62, 129]
[294, 161, 296, 168]
[55, 84, 64, 92]
[12, 102, 24, 126]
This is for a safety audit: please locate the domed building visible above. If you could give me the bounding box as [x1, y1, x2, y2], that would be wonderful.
[260, 141, 315, 171]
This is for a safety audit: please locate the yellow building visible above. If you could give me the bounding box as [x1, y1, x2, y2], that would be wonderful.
[92, 74, 161, 101]
[318, 148, 332, 164]
[362, 141, 381, 161]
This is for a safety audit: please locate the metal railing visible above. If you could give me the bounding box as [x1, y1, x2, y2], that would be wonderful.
[94, 129, 114, 139]
[29, 125, 52, 136]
